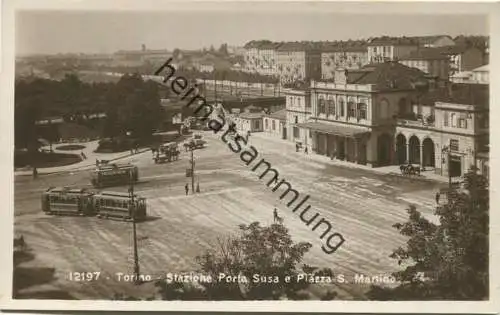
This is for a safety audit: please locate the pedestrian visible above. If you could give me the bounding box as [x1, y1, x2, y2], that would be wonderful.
[295, 143, 299, 152]
[185, 183, 189, 196]
[96, 159, 99, 166]
[32, 167, 38, 179]
[196, 182, 200, 193]
[435, 191, 441, 205]
[305, 147, 308, 154]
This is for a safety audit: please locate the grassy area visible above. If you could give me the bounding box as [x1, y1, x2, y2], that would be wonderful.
[15, 151, 82, 168]
[55, 144, 86, 151]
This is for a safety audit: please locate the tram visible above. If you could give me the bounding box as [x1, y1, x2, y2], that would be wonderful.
[93, 191, 147, 222]
[41, 187, 147, 222]
[41, 187, 96, 216]
[91, 163, 139, 188]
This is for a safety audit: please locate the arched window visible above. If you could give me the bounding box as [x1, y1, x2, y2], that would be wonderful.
[318, 96, 326, 114]
[327, 97, 336, 116]
[347, 98, 356, 117]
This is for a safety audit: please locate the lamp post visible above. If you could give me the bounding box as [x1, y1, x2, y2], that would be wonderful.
[442, 145, 452, 190]
[129, 173, 140, 284]
[187, 141, 196, 193]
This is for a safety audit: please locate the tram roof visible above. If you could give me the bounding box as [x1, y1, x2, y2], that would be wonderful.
[45, 187, 92, 194]
[95, 163, 137, 171]
[94, 191, 144, 199]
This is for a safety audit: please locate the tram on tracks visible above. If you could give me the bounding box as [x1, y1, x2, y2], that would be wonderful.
[41, 187, 95, 216]
[91, 162, 139, 188]
[41, 187, 147, 222]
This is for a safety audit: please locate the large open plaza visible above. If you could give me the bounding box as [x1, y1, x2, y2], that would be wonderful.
[14, 131, 446, 299]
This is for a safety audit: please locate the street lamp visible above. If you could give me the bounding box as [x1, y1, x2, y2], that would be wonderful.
[128, 172, 140, 285]
[441, 145, 452, 190]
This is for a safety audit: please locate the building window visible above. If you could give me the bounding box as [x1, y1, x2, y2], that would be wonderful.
[265, 119, 268, 129]
[327, 98, 336, 116]
[347, 100, 356, 117]
[272, 120, 275, 130]
[339, 98, 345, 117]
[294, 116, 298, 124]
[444, 111, 449, 126]
[459, 117, 467, 129]
[297, 98, 301, 106]
[293, 127, 300, 138]
[357, 103, 367, 120]
[318, 98, 326, 114]
[451, 113, 457, 127]
[450, 139, 459, 152]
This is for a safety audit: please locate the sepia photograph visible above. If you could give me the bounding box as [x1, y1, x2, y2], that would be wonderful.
[1, 0, 498, 312]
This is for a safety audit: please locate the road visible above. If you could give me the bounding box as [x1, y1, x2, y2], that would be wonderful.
[14, 131, 445, 300]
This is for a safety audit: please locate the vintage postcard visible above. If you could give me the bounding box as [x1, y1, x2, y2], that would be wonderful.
[1, 0, 498, 312]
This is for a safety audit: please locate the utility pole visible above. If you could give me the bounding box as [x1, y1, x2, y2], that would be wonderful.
[190, 144, 195, 193]
[129, 174, 140, 284]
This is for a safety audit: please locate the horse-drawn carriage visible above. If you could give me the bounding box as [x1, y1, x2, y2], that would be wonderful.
[153, 142, 180, 164]
[399, 164, 422, 176]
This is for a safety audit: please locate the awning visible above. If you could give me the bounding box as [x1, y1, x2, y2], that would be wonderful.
[295, 122, 370, 137]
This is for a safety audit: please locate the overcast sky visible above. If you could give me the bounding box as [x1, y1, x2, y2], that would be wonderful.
[16, 10, 488, 55]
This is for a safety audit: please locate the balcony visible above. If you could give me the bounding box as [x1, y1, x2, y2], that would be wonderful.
[397, 113, 435, 128]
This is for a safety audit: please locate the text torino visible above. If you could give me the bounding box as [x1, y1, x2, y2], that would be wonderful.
[154, 58, 345, 254]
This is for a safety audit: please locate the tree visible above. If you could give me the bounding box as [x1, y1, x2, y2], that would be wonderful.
[218, 43, 229, 56]
[368, 168, 489, 300]
[155, 222, 337, 300]
[104, 73, 163, 139]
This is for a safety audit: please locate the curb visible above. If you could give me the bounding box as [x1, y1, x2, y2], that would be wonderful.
[14, 149, 150, 177]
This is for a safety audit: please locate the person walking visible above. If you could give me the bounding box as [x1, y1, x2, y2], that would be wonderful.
[304, 147, 308, 154]
[185, 183, 189, 196]
[295, 143, 299, 152]
[32, 167, 38, 179]
[435, 191, 441, 205]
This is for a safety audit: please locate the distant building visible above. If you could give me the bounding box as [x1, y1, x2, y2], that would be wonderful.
[276, 42, 322, 84]
[243, 41, 281, 76]
[263, 109, 287, 139]
[451, 64, 489, 84]
[431, 45, 485, 75]
[367, 36, 419, 63]
[399, 49, 450, 80]
[235, 112, 266, 133]
[321, 41, 369, 80]
[284, 88, 312, 145]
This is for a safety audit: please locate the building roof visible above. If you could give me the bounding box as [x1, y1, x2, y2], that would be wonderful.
[345, 61, 429, 91]
[239, 112, 265, 120]
[419, 83, 489, 108]
[321, 40, 367, 53]
[295, 122, 370, 137]
[368, 36, 419, 46]
[267, 109, 287, 121]
[399, 48, 450, 61]
[429, 45, 469, 55]
[276, 42, 319, 52]
[473, 64, 489, 72]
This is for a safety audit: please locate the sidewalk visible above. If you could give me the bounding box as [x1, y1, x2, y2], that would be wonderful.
[249, 132, 449, 184]
[14, 140, 150, 176]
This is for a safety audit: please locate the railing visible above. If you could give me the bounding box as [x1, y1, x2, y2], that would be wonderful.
[311, 80, 375, 92]
[397, 117, 435, 128]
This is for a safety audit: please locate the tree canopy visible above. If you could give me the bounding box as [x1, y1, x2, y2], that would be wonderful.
[368, 169, 489, 300]
[154, 221, 337, 300]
